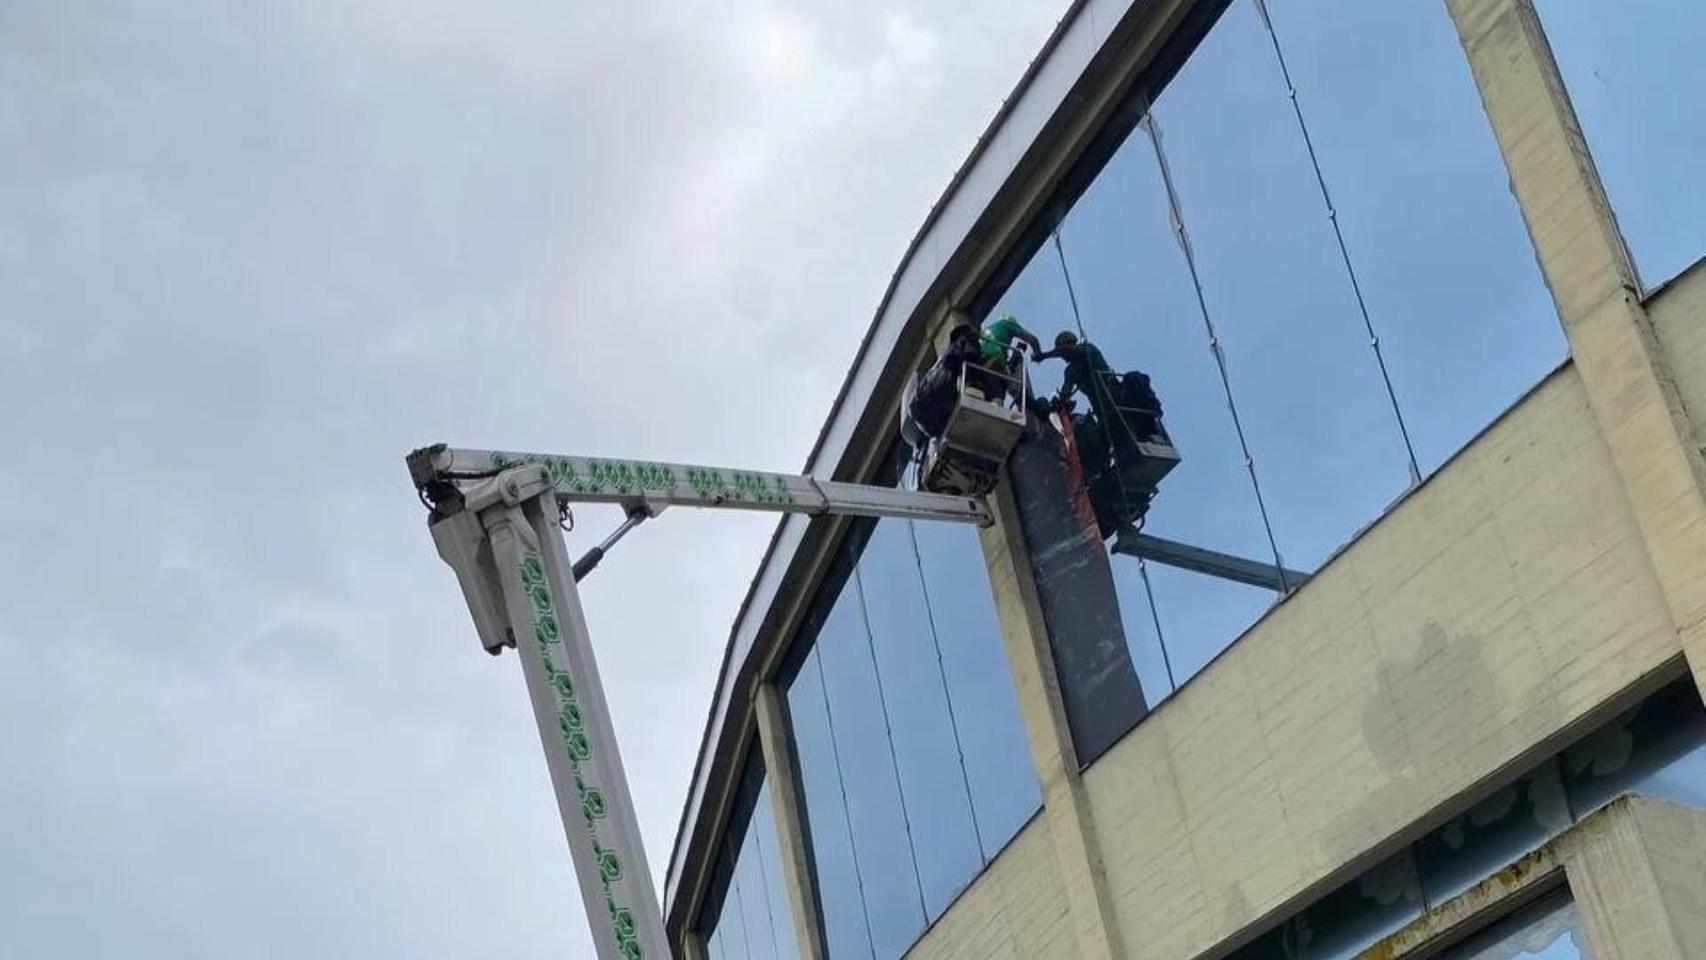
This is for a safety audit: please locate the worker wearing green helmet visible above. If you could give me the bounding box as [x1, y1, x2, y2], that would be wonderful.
[980, 313, 1043, 370]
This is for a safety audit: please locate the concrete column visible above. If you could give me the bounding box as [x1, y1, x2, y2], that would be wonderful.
[752, 682, 828, 960]
[979, 477, 1126, 960]
[1443, 0, 1706, 688]
[1560, 797, 1706, 960]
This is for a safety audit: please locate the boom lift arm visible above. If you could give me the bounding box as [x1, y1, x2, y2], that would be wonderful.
[404, 438, 1300, 959]
[405, 443, 990, 960]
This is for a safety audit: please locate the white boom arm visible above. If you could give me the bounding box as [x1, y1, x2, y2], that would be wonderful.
[406, 444, 990, 960]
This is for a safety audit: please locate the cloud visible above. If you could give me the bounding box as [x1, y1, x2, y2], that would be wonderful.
[0, 0, 1062, 955]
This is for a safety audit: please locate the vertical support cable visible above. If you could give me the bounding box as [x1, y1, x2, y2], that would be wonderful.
[905, 519, 989, 861]
[1051, 229, 1181, 689]
[732, 863, 754, 958]
[852, 568, 932, 924]
[810, 648, 880, 959]
[1137, 557, 1177, 693]
[1140, 106, 1292, 593]
[750, 805, 785, 960]
[1251, 0, 1422, 485]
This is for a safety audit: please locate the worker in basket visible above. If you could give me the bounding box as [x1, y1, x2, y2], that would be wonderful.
[1036, 330, 1163, 442]
[907, 321, 986, 440]
[1037, 330, 1168, 532]
[980, 313, 1043, 376]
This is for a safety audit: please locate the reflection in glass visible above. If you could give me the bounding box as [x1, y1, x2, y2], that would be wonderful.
[1151, 0, 1414, 571]
[782, 514, 1042, 959]
[1418, 758, 1573, 905]
[1563, 676, 1706, 816]
[811, 589, 926, 958]
[751, 781, 800, 959]
[701, 766, 801, 960]
[1437, 888, 1592, 960]
[909, 519, 1042, 856]
[992, 117, 1278, 701]
[1285, 848, 1425, 959]
[1265, 0, 1565, 471]
[856, 522, 983, 917]
[1534, 0, 1706, 289]
[785, 647, 875, 960]
[718, 832, 752, 959]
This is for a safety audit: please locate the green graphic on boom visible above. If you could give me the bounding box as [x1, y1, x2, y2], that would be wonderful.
[519, 553, 643, 960]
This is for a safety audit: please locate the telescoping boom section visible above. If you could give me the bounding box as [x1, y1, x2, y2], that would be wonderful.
[405, 443, 992, 960]
[408, 444, 992, 526]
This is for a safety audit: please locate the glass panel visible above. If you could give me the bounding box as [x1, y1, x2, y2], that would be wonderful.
[715, 824, 753, 960]
[1534, 0, 1706, 288]
[1124, 563, 1277, 687]
[855, 521, 982, 918]
[1283, 847, 1425, 959]
[1563, 676, 1706, 816]
[1151, 0, 1415, 571]
[1437, 888, 1593, 960]
[908, 519, 1042, 856]
[1268, 0, 1566, 471]
[751, 781, 801, 959]
[812, 587, 927, 957]
[1041, 121, 1280, 694]
[785, 646, 874, 960]
[736, 821, 781, 960]
[1418, 758, 1573, 905]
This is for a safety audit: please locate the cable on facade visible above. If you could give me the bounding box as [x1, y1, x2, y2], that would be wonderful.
[810, 647, 881, 958]
[1138, 106, 1293, 593]
[1251, 0, 1422, 485]
[1137, 557, 1178, 693]
[750, 815, 785, 959]
[905, 517, 990, 861]
[1050, 228, 1179, 692]
[852, 568, 932, 925]
[731, 857, 755, 958]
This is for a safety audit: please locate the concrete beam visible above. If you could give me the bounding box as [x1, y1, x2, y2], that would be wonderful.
[753, 683, 828, 960]
[980, 477, 1127, 960]
[1559, 797, 1706, 960]
[1443, 0, 1706, 694]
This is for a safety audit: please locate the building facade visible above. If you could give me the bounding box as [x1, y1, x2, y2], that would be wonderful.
[663, 1, 1706, 958]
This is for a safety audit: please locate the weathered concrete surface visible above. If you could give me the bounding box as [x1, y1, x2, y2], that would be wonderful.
[1448, 0, 1706, 675]
[1358, 797, 1706, 960]
[1560, 797, 1706, 960]
[901, 816, 1076, 960]
[1084, 367, 1679, 959]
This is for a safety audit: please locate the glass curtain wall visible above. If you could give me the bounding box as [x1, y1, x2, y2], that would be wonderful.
[700, 755, 800, 960]
[989, 0, 1563, 712]
[783, 515, 1039, 960]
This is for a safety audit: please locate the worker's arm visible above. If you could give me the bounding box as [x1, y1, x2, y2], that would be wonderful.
[1060, 363, 1090, 401]
[1017, 328, 1044, 356]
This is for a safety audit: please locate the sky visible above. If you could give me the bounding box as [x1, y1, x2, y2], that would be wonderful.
[0, 1, 1063, 956]
[2, 1, 1701, 958]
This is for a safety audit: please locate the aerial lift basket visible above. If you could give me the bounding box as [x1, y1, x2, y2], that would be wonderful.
[916, 359, 1029, 497]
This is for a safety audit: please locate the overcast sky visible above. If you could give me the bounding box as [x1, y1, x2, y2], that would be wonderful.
[5, 1, 1700, 957]
[0, 2, 1062, 955]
